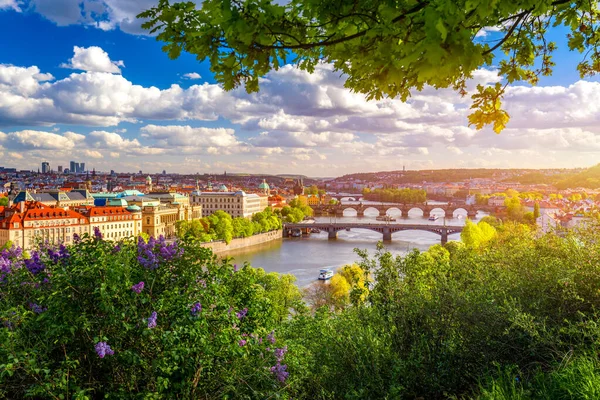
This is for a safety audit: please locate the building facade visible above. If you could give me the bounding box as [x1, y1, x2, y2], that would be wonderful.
[0, 201, 89, 250]
[191, 191, 268, 218]
[74, 206, 142, 241]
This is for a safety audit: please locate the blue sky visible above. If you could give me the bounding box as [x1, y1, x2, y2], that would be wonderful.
[0, 1, 599, 176]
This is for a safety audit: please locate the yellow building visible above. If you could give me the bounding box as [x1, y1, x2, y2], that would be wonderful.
[191, 191, 268, 218]
[74, 206, 143, 241]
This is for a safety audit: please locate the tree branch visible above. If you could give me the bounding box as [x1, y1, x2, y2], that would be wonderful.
[482, 11, 530, 55]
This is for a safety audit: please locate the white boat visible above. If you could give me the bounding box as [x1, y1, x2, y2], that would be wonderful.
[376, 216, 396, 222]
[318, 268, 334, 280]
[428, 215, 439, 221]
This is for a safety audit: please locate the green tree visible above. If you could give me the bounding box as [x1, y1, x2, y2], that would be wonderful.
[533, 201, 541, 220]
[0, 197, 8, 207]
[140, 0, 600, 132]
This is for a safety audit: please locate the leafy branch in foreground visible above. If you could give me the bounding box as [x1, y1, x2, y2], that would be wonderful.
[139, 0, 600, 132]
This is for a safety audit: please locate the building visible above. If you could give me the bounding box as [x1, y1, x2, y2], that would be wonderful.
[0, 201, 89, 250]
[74, 206, 142, 241]
[487, 196, 506, 207]
[41, 162, 50, 174]
[293, 179, 305, 195]
[69, 161, 85, 174]
[12, 189, 94, 209]
[58, 166, 63, 173]
[191, 191, 268, 218]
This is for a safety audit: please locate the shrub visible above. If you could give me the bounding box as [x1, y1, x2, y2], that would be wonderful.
[0, 235, 300, 398]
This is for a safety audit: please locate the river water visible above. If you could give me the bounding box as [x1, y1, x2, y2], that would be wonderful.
[221, 202, 485, 287]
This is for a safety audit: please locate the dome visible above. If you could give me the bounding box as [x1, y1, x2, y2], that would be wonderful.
[258, 179, 270, 190]
[146, 175, 152, 183]
[219, 184, 228, 192]
[127, 205, 141, 212]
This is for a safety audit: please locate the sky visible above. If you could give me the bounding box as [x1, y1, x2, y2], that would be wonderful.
[0, 1, 599, 176]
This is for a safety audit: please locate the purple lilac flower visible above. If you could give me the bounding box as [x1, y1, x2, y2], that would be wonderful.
[29, 303, 47, 314]
[93, 226, 103, 240]
[267, 330, 276, 344]
[236, 307, 248, 320]
[238, 339, 247, 347]
[113, 244, 121, 253]
[73, 233, 81, 243]
[47, 244, 69, 263]
[258, 337, 263, 344]
[233, 264, 238, 272]
[95, 341, 115, 358]
[147, 311, 157, 328]
[137, 236, 183, 270]
[131, 281, 145, 294]
[24, 251, 45, 275]
[190, 302, 202, 316]
[270, 362, 289, 382]
[274, 346, 288, 361]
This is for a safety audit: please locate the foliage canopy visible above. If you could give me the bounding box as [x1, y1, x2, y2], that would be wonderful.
[140, 0, 600, 132]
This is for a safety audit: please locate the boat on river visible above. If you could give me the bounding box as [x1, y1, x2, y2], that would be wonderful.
[376, 215, 396, 222]
[428, 215, 439, 221]
[318, 268, 334, 280]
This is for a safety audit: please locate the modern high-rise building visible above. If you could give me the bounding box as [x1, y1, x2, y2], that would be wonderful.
[69, 161, 85, 174]
[58, 165, 63, 173]
[41, 162, 50, 174]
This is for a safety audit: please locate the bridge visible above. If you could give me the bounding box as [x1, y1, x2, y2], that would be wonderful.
[327, 192, 364, 201]
[311, 203, 502, 218]
[283, 222, 463, 245]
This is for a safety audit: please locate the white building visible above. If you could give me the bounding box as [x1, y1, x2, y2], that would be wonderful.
[191, 191, 268, 218]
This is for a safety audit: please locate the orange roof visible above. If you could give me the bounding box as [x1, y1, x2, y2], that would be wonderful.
[87, 207, 132, 216]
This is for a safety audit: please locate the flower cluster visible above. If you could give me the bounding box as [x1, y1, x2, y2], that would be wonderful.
[29, 303, 47, 314]
[46, 244, 69, 264]
[93, 226, 103, 240]
[236, 307, 248, 320]
[266, 330, 276, 344]
[190, 302, 202, 316]
[24, 251, 46, 275]
[131, 281, 144, 294]
[137, 236, 183, 270]
[238, 339, 247, 347]
[73, 233, 81, 243]
[270, 345, 289, 382]
[95, 341, 115, 358]
[270, 362, 289, 383]
[147, 311, 157, 329]
[1, 246, 24, 280]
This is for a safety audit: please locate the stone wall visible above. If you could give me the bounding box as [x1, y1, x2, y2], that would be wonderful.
[199, 230, 282, 254]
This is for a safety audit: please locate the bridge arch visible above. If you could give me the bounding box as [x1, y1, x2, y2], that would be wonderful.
[363, 206, 381, 217]
[406, 207, 424, 217]
[385, 207, 402, 217]
[341, 207, 358, 217]
[429, 207, 447, 217]
[452, 207, 468, 218]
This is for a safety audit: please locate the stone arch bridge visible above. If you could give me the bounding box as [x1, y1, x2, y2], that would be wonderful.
[312, 203, 501, 218]
[283, 222, 463, 245]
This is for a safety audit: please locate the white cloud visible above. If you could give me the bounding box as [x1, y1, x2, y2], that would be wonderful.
[0, 0, 20, 11]
[140, 124, 240, 150]
[22, 0, 202, 35]
[183, 72, 201, 80]
[60, 46, 124, 74]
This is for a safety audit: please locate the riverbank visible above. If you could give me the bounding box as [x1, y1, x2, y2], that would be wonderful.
[199, 229, 282, 254]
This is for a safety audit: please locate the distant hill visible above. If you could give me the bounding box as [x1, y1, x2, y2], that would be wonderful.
[554, 164, 600, 189]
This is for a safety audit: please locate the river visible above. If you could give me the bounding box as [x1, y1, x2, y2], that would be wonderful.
[221, 202, 486, 288]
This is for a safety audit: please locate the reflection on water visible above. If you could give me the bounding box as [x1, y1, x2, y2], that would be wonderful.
[220, 209, 485, 288]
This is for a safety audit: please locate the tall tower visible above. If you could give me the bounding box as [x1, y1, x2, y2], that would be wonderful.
[146, 175, 153, 192]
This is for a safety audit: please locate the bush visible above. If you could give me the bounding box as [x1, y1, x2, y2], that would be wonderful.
[0, 234, 301, 398]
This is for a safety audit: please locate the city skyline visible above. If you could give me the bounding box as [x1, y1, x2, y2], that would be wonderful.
[1, 1, 599, 175]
